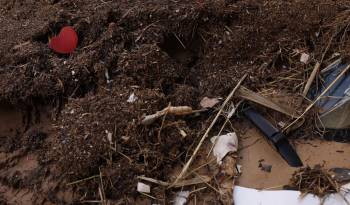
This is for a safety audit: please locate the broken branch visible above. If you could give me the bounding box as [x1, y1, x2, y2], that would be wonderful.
[303, 62, 320, 97]
[141, 106, 193, 125]
[237, 86, 298, 118]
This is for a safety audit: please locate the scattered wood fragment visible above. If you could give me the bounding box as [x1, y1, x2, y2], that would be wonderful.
[12, 41, 30, 50]
[137, 175, 211, 188]
[99, 169, 106, 205]
[303, 32, 336, 97]
[237, 86, 298, 118]
[169, 74, 248, 188]
[174, 175, 211, 188]
[137, 176, 169, 186]
[303, 62, 320, 97]
[141, 106, 193, 125]
[66, 175, 100, 186]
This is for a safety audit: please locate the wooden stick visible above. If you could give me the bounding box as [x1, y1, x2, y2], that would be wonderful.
[137, 175, 211, 188]
[303, 32, 335, 97]
[283, 64, 350, 132]
[303, 62, 320, 97]
[168, 74, 248, 188]
[137, 176, 169, 186]
[67, 175, 100, 186]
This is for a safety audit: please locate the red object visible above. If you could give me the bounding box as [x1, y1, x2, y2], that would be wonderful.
[49, 26, 78, 54]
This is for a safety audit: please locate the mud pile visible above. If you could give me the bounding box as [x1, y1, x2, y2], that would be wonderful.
[1, 0, 350, 204]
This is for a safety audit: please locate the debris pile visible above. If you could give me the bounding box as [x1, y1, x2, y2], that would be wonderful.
[1, 0, 350, 204]
[289, 166, 340, 197]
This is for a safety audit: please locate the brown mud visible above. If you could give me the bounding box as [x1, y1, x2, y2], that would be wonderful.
[1, 0, 350, 204]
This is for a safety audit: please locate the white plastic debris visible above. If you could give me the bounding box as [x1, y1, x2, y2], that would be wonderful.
[315, 31, 320, 37]
[127, 93, 138, 103]
[277, 121, 286, 128]
[300, 53, 310, 64]
[200, 97, 220, 108]
[105, 69, 112, 84]
[227, 104, 237, 119]
[236, 164, 242, 174]
[234, 183, 350, 205]
[174, 191, 190, 205]
[105, 130, 113, 144]
[179, 129, 187, 137]
[137, 182, 150, 193]
[211, 133, 238, 164]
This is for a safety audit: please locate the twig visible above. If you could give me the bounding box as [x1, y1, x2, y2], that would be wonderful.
[98, 187, 105, 205]
[173, 32, 186, 49]
[303, 32, 335, 96]
[135, 22, 159, 43]
[81, 200, 102, 203]
[183, 158, 216, 179]
[303, 62, 320, 97]
[67, 175, 100, 186]
[99, 168, 106, 205]
[109, 146, 133, 163]
[321, 32, 336, 63]
[169, 74, 248, 188]
[174, 175, 211, 188]
[139, 192, 158, 200]
[321, 58, 341, 74]
[190, 187, 207, 195]
[263, 185, 285, 190]
[137, 176, 169, 186]
[117, 151, 133, 164]
[138, 175, 211, 188]
[207, 101, 241, 158]
[142, 106, 193, 125]
[121, 6, 137, 19]
[206, 117, 229, 158]
[283, 64, 350, 132]
[157, 104, 170, 143]
[193, 172, 219, 193]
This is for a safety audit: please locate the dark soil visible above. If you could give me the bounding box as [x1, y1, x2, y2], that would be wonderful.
[1, 0, 350, 204]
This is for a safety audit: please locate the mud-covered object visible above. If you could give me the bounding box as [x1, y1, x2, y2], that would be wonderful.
[329, 168, 350, 183]
[323, 129, 350, 143]
[314, 61, 350, 129]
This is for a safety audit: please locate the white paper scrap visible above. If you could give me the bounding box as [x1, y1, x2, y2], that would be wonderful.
[127, 93, 138, 103]
[300, 53, 310, 64]
[211, 132, 238, 164]
[137, 182, 150, 193]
